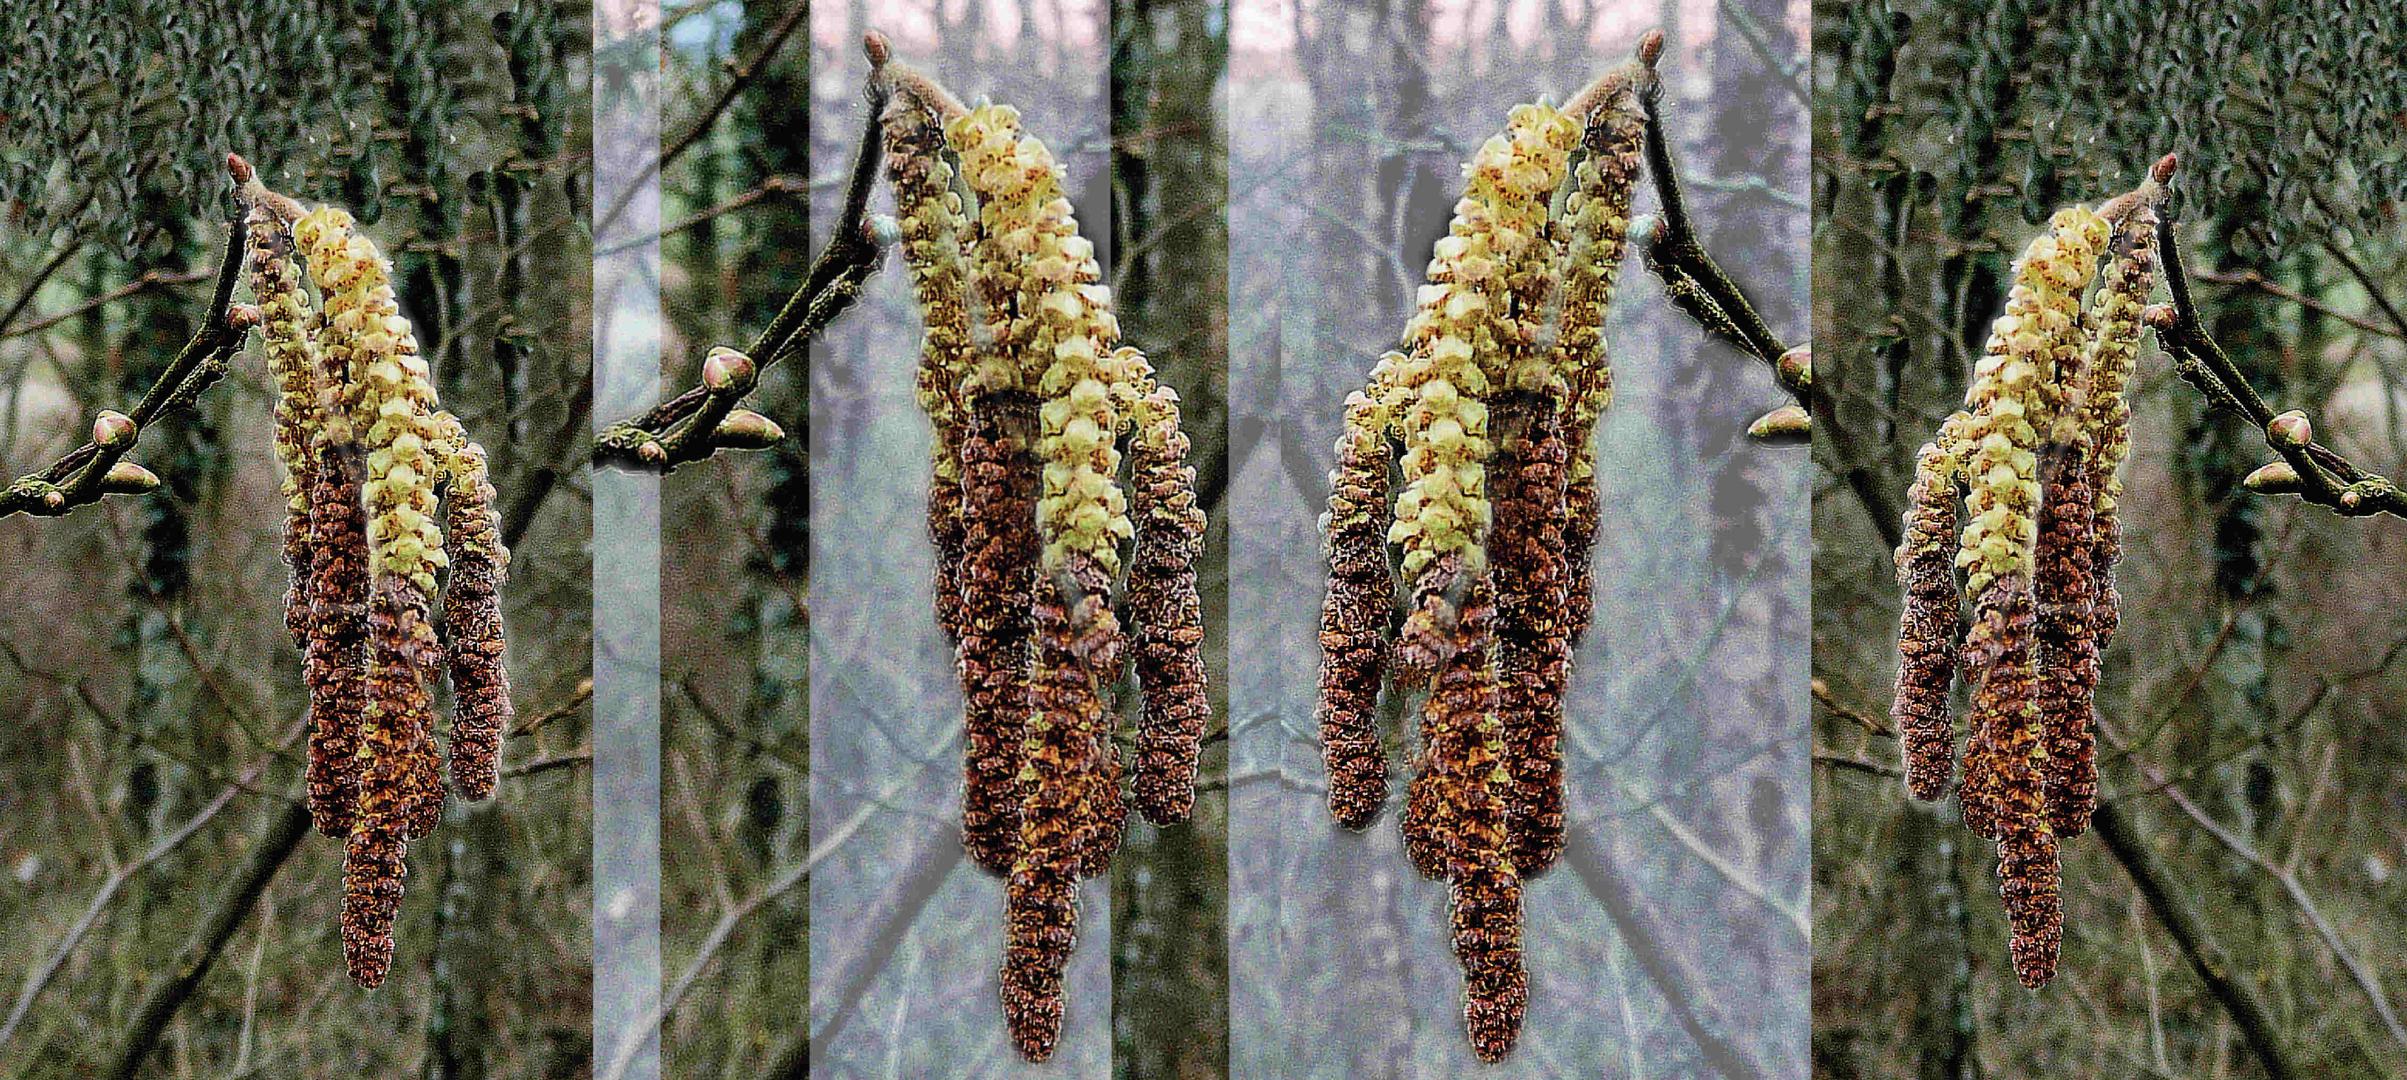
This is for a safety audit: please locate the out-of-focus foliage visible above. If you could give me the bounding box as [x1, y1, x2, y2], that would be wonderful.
[0, 1, 590, 1074]
[0, 1, 571, 259]
[1824, 0, 2406, 257]
[1816, 3, 2407, 1077]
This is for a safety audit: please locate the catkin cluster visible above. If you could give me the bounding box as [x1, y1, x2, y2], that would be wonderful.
[1311, 36, 1658, 1063]
[233, 154, 514, 990]
[873, 39, 1211, 1063]
[1888, 159, 2167, 989]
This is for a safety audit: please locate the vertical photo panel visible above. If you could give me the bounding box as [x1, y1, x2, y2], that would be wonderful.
[1228, 1, 1808, 1075]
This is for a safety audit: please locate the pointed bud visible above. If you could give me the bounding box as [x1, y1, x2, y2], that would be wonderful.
[92, 411, 137, 449]
[712, 410, 786, 450]
[100, 462, 161, 494]
[1777, 344, 1812, 392]
[1637, 28, 1665, 67]
[2151, 153, 2178, 184]
[227, 153, 254, 183]
[701, 347, 755, 394]
[2242, 461, 2301, 494]
[2267, 411, 2312, 449]
[1747, 404, 1810, 444]
[863, 29, 891, 68]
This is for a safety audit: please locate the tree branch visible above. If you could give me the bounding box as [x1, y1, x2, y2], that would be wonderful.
[1, 222, 253, 520]
[1635, 82, 1809, 441]
[2150, 217, 2407, 519]
[2090, 794, 2302, 1080]
[593, 77, 890, 473]
[107, 798, 313, 1079]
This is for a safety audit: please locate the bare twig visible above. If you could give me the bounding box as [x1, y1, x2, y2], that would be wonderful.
[592, 0, 811, 242]
[1635, 82, 1809, 440]
[2090, 795, 2302, 1080]
[1, 222, 252, 520]
[107, 798, 314, 1079]
[2151, 215, 2407, 519]
[593, 76, 890, 473]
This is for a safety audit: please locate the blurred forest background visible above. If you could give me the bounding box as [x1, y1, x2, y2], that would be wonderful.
[1814, 3, 2407, 1077]
[1227, 0, 1806, 1076]
[643, 1, 1227, 1075]
[0, 2, 593, 1077]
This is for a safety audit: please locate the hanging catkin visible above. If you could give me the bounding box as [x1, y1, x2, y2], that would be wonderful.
[1318, 372, 1399, 829]
[1888, 161, 2170, 990]
[871, 35, 1212, 1060]
[233, 154, 513, 989]
[1310, 35, 1661, 1061]
[1127, 375, 1210, 825]
[1892, 431, 1965, 800]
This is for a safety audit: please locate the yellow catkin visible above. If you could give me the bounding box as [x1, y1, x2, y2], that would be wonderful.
[1390, 103, 1580, 582]
[1954, 207, 2108, 600]
[294, 207, 454, 598]
[945, 104, 1134, 573]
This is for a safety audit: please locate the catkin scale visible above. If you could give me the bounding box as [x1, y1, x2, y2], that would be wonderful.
[954, 395, 1039, 875]
[1127, 383, 1210, 825]
[441, 435, 512, 799]
[1318, 384, 1398, 829]
[302, 446, 370, 839]
[1489, 396, 1571, 876]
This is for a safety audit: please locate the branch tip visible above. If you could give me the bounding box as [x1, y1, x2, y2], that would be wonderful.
[2152, 152, 2178, 184]
[1637, 28, 1665, 67]
[863, 29, 891, 69]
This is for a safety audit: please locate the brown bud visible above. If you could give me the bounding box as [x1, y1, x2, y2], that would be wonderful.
[2151, 152, 2178, 184]
[1746, 404, 1810, 444]
[636, 439, 667, 464]
[227, 152, 256, 183]
[2242, 460, 2303, 494]
[225, 303, 264, 330]
[1777, 344, 1812, 392]
[1636, 28, 1665, 67]
[711, 410, 786, 450]
[2267, 410, 2312, 449]
[701, 346, 755, 393]
[2142, 303, 2177, 330]
[91, 411, 137, 449]
[863, 28, 891, 68]
[98, 462, 160, 493]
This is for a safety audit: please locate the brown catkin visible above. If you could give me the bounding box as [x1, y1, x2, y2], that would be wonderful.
[440, 438, 512, 800]
[1439, 577, 1525, 1060]
[1003, 562, 1116, 1061]
[302, 445, 370, 839]
[955, 395, 1039, 874]
[1957, 581, 2036, 842]
[1489, 395, 1570, 877]
[1126, 384, 1209, 825]
[1400, 553, 1475, 879]
[1318, 386, 1398, 829]
[929, 474, 969, 643]
[1981, 587, 2062, 990]
[2033, 447, 2100, 837]
[340, 813, 406, 989]
[346, 582, 438, 988]
[370, 577, 449, 843]
[1892, 437, 1964, 801]
[1561, 471, 1601, 645]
